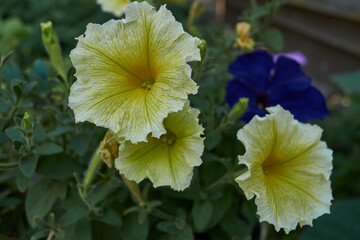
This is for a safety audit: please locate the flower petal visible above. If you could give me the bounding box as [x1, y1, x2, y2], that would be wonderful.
[235, 105, 333, 233]
[269, 86, 329, 122]
[69, 1, 200, 143]
[115, 102, 204, 191]
[97, 0, 130, 17]
[228, 50, 274, 92]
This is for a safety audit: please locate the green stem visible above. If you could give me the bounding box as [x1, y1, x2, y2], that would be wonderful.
[121, 174, 145, 207]
[206, 174, 230, 192]
[150, 208, 176, 222]
[83, 147, 102, 196]
[0, 162, 18, 171]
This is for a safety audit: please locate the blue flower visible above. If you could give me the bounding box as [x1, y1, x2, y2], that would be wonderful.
[226, 50, 328, 123]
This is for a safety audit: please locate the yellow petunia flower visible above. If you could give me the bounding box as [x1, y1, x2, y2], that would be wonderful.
[115, 102, 204, 191]
[234, 22, 254, 51]
[235, 105, 333, 233]
[69, 1, 201, 143]
[97, 0, 131, 17]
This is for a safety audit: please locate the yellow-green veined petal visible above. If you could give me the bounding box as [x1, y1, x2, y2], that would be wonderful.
[69, 1, 201, 143]
[235, 105, 333, 233]
[115, 102, 204, 191]
[97, 0, 130, 17]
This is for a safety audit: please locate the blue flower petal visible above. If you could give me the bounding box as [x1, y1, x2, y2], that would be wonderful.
[226, 79, 267, 123]
[228, 50, 274, 92]
[269, 86, 329, 122]
[269, 57, 311, 96]
[226, 79, 256, 107]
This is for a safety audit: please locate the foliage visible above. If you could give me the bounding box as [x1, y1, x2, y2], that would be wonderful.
[0, 0, 359, 239]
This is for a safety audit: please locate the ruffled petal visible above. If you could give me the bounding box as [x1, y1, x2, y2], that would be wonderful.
[269, 57, 311, 95]
[228, 50, 274, 92]
[69, 1, 200, 143]
[115, 102, 204, 191]
[269, 86, 329, 122]
[235, 105, 333, 233]
[96, 0, 130, 17]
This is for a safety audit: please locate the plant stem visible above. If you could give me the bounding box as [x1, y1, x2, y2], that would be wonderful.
[83, 147, 102, 196]
[150, 208, 176, 222]
[121, 174, 145, 207]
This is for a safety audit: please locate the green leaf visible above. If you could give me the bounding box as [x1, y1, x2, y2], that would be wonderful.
[331, 70, 360, 94]
[192, 200, 213, 232]
[5, 127, 25, 143]
[157, 221, 179, 234]
[300, 198, 360, 240]
[19, 153, 37, 178]
[0, 98, 9, 113]
[75, 218, 91, 240]
[205, 132, 221, 150]
[70, 133, 90, 156]
[260, 28, 283, 51]
[25, 179, 59, 227]
[60, 205, 88, 227]
[16, 171, 28, 192]
[220, 212, 252, 239]
[100, 208, 122, 227]
[47, 126, 74, 137]
[30, 230, 48, 240]
[36, 153, 82, 179]
[32, 124, 46, 143]
[171, 225, 194, 240]
[121, 213, 149, 240]
[36, 143, 62, 155]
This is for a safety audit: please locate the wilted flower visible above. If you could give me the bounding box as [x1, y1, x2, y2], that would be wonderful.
[97, 0, 131, 17]
[69, 1, 201, 143]
[233, 22, 254, 51]
[235, 105, 333, 233]
[226, 50, 328, 123]
[115, 102, 204, 191]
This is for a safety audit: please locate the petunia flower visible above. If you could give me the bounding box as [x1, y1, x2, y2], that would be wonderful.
[97, 0, 131, 17]
[233, 22, 254, 51]
[235, 105, 333, 233]
[69, 1, 201, 143]
[273, 51, 308, 66]
[226, 50, 328, 123]
[115, 102, 204, 191]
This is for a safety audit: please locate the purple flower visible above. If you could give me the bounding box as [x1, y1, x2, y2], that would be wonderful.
[273, 51, 308, 66]
[226, 50, 328, 123]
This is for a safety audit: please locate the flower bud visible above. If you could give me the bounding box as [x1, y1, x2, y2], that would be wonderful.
[40, 21, 66, 80]
[228, 98, 248, 122]
[21, 112, 32, 131]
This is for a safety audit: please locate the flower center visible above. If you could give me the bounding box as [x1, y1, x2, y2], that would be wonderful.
[256, 93, 269, 110]
[262, 155, 288, 176]
[141, 80, 154, 90]
[160, 130, 176, 145]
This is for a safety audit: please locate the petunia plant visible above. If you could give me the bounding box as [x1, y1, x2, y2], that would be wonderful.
[3, 0, 355, 239]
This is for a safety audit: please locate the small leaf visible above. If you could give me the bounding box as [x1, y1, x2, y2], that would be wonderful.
[331, 70, 360, 94]
[260, 28, 284, 51]
[19, 153, 37, 178]
[100, 208, 122, 227]
[47, 126, 74, 137]
[121, 213, 149, 240]
[36, 143, 62, 155]
[0, 98, 9, 113]
[36, 153, 82, 179]
[157, 221, 179, 234]
[75, 218, 92, 240]
[32, 124, 46, 142]
[192, 200, 213, 232]
[16, 171, 28, 192]
[60, 205, 88, 227]
[25, 179, 58, 227]
[5, 127, 26, 143]
[70, 133, 90, 156]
